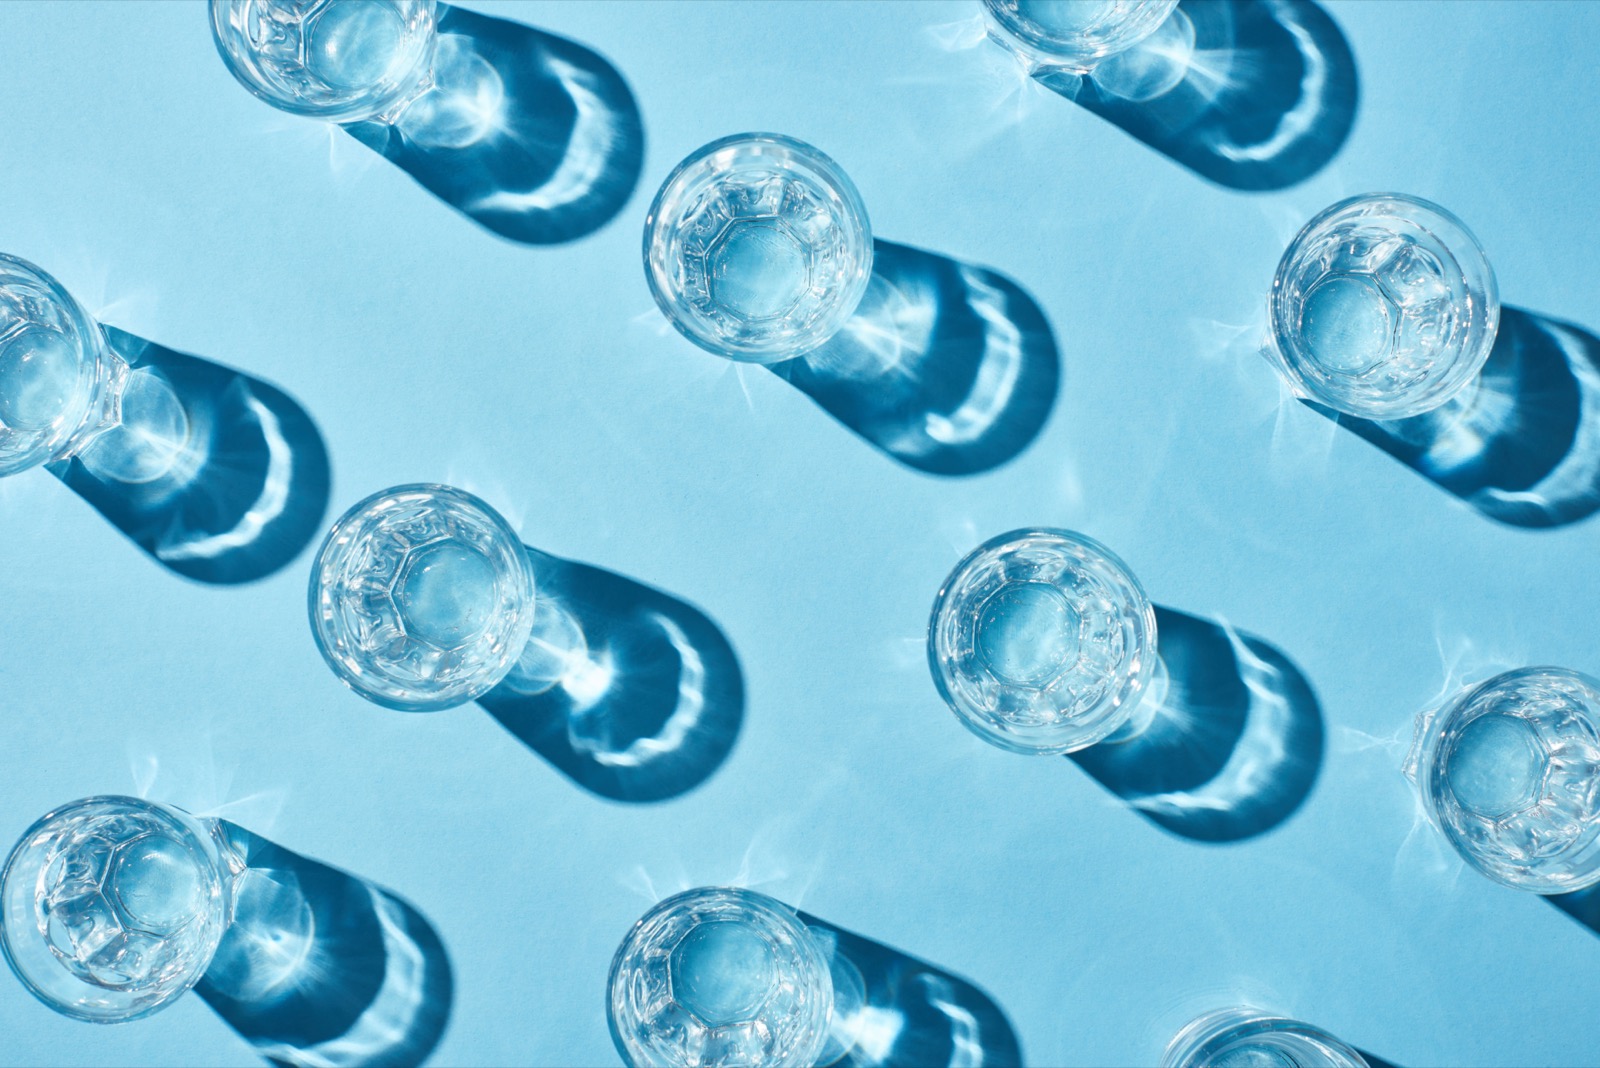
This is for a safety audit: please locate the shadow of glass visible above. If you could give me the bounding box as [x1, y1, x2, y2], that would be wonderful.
[477, 547, 743, 803]
[46, 326, 330, 585]
[1547, 883, 1600, 943]
[342, 4, 643, 246]
[1356, 1051, 1404, 1068]
[1037, 0, 1357, 191]
[1312, 307, 1600, 529]
[1069, 607, 1323, 843]
[195, 821, 452, 1068]
[770, 240, 1059, 476]
[796, 913, 1022, 1068]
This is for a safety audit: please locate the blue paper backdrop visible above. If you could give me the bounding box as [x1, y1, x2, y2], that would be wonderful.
[1, 1, 1598, 1065]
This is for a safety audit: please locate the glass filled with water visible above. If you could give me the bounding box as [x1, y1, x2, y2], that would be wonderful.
[928, 528, 1159, 754]
[607, 886, 834, 1068]
[1406, 666, 1600, 893]
[644, 133, 874, 363]
[1, 796, 236, 1023]
[1269, 193, 1499, 420]
[210, 0, 438, 123]
[1163, 1008, 1368, 1068]
[309, 483, 536, 712]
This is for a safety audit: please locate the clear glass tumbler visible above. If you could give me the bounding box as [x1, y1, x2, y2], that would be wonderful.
[1268, 193, 1500, 420]
[1163, 1009, 1368, 1068]
[308, 483, 536, 712]
[607, 886, 834, 1068]
[0, 253, 127, 479]
[981, 0, 1180, 74]
[210, 0, 439, 123]
[928, 528, 1158, 754]
[1, 796, 237, 1023]
[644, 133, 874, 364]
[1405, 666, 1600, 893]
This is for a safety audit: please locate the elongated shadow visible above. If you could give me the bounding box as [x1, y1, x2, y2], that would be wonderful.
[770, 241, 1059, 476]
[477, 547, 743, 803]
[195, 821, 452, 1068]
[1037, 0, 1357, 191]
[343, 4, 643, 246]
[1312, 307, 1600, 529]
[46, 326, 330, 584]
[1070, 607, 1323, 843]
[797, 913, 1022, 1068]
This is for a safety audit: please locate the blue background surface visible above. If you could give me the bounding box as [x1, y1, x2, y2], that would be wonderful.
[2, 1, 1599, 1064]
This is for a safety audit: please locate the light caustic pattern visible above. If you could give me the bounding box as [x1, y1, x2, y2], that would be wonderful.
[213, 0, 435, 121]
[311, 485, 533, 711]
[608, 888, 833, 1068]
[1431, 670, 1600, 891]
[2, 800, 230, 1021]
[930, 529, 1156, 754]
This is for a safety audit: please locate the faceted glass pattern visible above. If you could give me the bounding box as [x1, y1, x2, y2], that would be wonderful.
[0, 797, 232, 1023]
[929, 528, 1157, 754]
[1269, 194, 1499, 420]
[607, 887, 833, 1068]
[309, 483, 535, 711]
[0, 254, 124, 477]
[210, 0, 437, 122]
[644, 133, 873, 363]
[1408, 667, 1600, 893]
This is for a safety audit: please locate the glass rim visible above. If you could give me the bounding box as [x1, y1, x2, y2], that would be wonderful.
[980, 0, 1180, 73]
[1415, 665, 1600, 893]
[605, 885, 830, 1068]
[1268, 191, 1501, 420]
[307, 481, 533, 712]
[642, 131, 874, 364]
[927, 526, 1158, 755]
[0, 252, 110, 477]
[208, 0, 439, 123]
[0, 795, 228, 1024]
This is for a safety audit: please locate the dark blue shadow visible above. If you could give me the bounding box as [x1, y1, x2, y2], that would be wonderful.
[1548, 882, 1600, 943]
[1312, 307, 1600, 529]
[477, 547, 743, 803]
[770, 240, 1059, 476]
[47, 326, 330, 585]
[195, 822, 452, 1068]
[797, 912, 1022, 1068]
[1356, 1052, 1404, 1068]
[344, 4, 644, 246]
[1070, 606, 1323, 843]
[1039, 0, 1357, 191]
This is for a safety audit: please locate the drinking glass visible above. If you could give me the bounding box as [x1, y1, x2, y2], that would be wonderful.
[0, 254, 127, 479]
[1163, 1008, 1368, 1068]
[1, 796, 236, 1023]
[644, 133, 874, 363]
[981, 0, 1180, 74]
[210, 0, 439, 123]
[606, 886, 834, 1068]
[1268, 194, 1499, 420]
[308, 483, 536, 712]
[928, 528, 1158, 754]
[1405, 666, 1600, 893]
